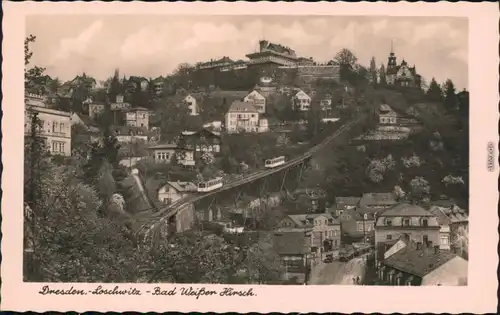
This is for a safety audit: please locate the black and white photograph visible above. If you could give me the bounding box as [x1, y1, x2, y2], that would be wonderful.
[22, 14, 472, 286]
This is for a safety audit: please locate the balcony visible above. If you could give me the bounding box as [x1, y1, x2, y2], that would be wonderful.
[179, 159, 195, 166]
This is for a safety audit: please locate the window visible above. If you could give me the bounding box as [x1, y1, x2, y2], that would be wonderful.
[52, 122, 58, 133]
[386, 235, 392, 240]
[423, 235, 429, 244]
[59, 123, 65, 133]
[357, 222, 364, 232]
[386, 219, 392, 226]
[440, 235, 449, 245]
[403, 219, 410, 227]
[421, 219, 428, 227]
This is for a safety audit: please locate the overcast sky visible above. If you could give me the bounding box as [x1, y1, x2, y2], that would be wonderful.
[26, 15, 468, 90]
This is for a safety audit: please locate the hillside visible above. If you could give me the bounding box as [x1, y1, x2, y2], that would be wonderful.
[305, 85, 469, 210]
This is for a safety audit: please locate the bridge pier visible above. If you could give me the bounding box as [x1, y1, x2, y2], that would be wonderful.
[171, 202, 195, 234]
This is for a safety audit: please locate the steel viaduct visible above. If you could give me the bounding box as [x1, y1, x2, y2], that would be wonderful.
[133, 116, 363, 242]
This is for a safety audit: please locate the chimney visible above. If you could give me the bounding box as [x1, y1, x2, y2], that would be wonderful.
[416, 242, 422, 250]
[434, 245, 440, 255]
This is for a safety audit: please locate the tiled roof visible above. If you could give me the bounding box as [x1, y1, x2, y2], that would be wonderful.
[428, 205, 468, 224]
[273, 231, 308, 255]
[428, 206, 453, 226]
[181, 128, 221, 138]
[245, 90, 265, 100]
[359, 192, 397, 207]
[380, 104, 392, 111]
[166, 181, 197, 192]
[112, 125, 148, 136]
[125, 107, 150, 112]
[335, 196, 361, 209]
[148, 143, 178, 150]
[380, 203, 434, 217]
[288, 213, 339, 227]
[294, 188, 327, 199]
[430, 198, 458, 209]
[294, 90, 311, 99]
[228, 101, 258, 113]
[339, 209, 375, 237]
[383, 243, 458, 277]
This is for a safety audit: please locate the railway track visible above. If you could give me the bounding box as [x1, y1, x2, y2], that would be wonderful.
[135, 116, 363, 236]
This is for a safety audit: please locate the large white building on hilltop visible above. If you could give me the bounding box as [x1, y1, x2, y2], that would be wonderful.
[24, 93, 72, 156]
[225, 101, 269, 134]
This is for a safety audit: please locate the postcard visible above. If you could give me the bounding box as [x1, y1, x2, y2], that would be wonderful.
[1, 1, 498, 313]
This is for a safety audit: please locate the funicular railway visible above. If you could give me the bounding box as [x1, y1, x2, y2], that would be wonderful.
[135, 116, 363, 237]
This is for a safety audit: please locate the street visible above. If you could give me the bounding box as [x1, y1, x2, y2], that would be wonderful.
[308, 254, 368, 285]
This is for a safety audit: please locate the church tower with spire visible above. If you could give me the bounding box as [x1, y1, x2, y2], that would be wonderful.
[386, 40, 399, 85]
[387, 40, 398, 71]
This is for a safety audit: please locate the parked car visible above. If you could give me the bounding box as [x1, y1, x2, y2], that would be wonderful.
[323, 254, 333, 263]
[338, 247, 355, 262]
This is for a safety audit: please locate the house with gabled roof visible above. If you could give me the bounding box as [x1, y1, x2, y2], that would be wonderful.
[333, 196, 362, 216]
[158, 181, 197, 205]
[292, 90, 311, 111]
[244, 90, 266, 114]
[225, 101, 268, 134]
[378, 240, 467, 286]
[374, 203, 441, 262]
[337, 208, 376, 244]
[428, 203, 468, 253]
[277, 212, 341, 257]
[359, 192, 398, 210]
[273, 231, 310, 283]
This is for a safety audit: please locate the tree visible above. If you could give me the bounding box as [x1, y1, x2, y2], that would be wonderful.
[25, 34, 46, 92]
[70, 73, 94, 114]
[379, 64, 387, 85]
[240, 233, 284, 284]
[83, 107, 121, 184]
[47, 77, 62, 94]
[369, 57, 377, 85]
[156, 100, 191, 142]
[334, 48, 358, 82]
[145, 231, 241, 283]
[401, 154, 421, 168]
[334, 48, 358, 69]
[108, 69, 122, 102]
[443, 79, 457, 112]
[408, 176, 431, 203]
[365, 155, 394, 184]
[24, 39, 51, 280]
[426, 78, 442, 102]
[97, 159, 117, 207]
[25, 164, 143, 282]
[393, 185, 406, 201]
[306, 100, 323, 139]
